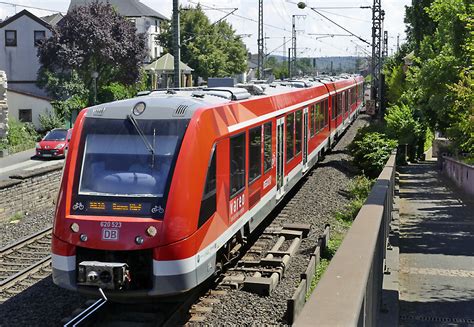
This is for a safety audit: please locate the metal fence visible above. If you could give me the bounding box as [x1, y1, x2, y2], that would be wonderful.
[295, 150, 396, 326]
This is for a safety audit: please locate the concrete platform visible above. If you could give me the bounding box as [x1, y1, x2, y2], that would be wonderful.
[398, 162, 474, 326]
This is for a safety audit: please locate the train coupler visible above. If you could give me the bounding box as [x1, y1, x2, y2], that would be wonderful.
[77, 261, 130, 290]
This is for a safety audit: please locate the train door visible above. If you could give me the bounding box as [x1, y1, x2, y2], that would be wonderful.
[302, 107, 309, 171]
[276, 117, 285, 199]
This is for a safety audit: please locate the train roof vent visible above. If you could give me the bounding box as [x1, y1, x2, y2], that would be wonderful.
[173, 104, 188, 117]
[204, 87, 251, 101]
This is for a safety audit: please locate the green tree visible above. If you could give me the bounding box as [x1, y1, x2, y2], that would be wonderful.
[37, 1, 147, 107]
[158, 5, 247, 82]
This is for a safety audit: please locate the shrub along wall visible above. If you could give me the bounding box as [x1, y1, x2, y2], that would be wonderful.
[0, 164, 62, 221]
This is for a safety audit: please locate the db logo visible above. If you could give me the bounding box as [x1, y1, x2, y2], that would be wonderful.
[102, 228, 119, 241]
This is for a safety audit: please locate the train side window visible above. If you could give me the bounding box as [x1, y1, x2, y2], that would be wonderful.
[337, 94, 342, 116]
[295, 110, 302, 154]
[230, 133, 246, 197]
[286, 113, 294, 162]
[263, 122, 272, 173]
[248, 126, 262, 184]
[310, 105, 315, 136]
[199, 146, 216, 227]
[324, 99, 328, 127]
[331, 95, 336, 119]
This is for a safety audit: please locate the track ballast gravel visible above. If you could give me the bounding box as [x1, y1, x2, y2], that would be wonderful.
[0, 115, 368, 326]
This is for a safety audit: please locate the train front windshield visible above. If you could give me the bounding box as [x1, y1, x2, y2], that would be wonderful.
[78, 118, 189, 198]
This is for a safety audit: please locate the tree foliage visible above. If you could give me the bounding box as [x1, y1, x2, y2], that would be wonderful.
[383, 0, 472, 156]
[157, 5, 247, 81]
[38, 1, 147, 107]
[349, 129, 397, 178]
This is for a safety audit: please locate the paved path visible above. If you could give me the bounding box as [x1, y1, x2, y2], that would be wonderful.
[0, 148, 64, 181]
[398, 161, 474, 326]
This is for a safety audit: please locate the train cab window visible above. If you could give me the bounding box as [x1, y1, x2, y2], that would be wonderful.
[199, 147, 216, 227]
[295, 110, 302, 154]
[248, 126, 262, 184]
[310, 105, 316, 137]
[286, 113, 295, 162]
[230, 133, 246, 197]
[263, 122, 272, 173]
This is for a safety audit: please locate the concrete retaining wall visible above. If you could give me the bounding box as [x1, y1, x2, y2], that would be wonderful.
[442, 157, 474, 195]
[0, 164, 62, 221]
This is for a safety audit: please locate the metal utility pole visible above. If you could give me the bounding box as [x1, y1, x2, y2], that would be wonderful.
[288, 47, 292, 78]
[397, 34, 400, 52]
[291, 15, 305, 78]
[383, 31, 388, 58]
[370, 0, 383, 116]
[173, 0, 180, 88]
[257, 0, 264, 80]
[283, 36, 286, 59]
[292, 15, 296, 78]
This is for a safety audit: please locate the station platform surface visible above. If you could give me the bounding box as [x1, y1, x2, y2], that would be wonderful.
[398, 161, 474, 326]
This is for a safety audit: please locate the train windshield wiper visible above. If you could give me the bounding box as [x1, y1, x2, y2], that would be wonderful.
[127, 114, 156, 167]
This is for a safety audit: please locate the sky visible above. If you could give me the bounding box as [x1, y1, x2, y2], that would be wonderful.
[0, 0, 412, 57]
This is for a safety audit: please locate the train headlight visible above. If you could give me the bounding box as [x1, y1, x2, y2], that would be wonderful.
[70, 223, 79, 233]
[135, 236, 144, 245]
[80, 234, 88, 242]
[146, 226, 157, 237]
[132, 102, 146, 116]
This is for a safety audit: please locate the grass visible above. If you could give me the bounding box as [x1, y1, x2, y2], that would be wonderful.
[307, 234, 344, 297]
[9, 211, 24, 223]
[306, 175, 375, 297]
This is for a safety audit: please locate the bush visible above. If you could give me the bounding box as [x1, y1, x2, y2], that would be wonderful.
[348, 175, 374, 201]
[5, 118, 39, 153]
[349, 131, 397, 178]
[39, 111, 65, 132]
[98, 82, 134, 103]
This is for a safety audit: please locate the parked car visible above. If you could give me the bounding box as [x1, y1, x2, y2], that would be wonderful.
[36, 128, 72, 158]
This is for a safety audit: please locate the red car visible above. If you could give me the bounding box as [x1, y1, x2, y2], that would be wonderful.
[36, 128, 72, 158]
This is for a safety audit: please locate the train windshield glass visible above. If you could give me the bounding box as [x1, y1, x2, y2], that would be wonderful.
[78, 118, 189, 197]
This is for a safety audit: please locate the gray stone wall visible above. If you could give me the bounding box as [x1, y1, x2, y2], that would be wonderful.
[0, 165, 62, 221]
[0, 70, 7, 140]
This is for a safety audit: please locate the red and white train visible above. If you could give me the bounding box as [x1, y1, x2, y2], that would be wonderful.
[52, 75, 364, 300]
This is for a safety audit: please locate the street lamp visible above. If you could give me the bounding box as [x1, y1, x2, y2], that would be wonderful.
[91, 71, 98, 104]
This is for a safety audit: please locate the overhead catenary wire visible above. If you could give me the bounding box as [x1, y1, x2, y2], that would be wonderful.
[307, 8, 371, 46]
[0, 1, 65, 13]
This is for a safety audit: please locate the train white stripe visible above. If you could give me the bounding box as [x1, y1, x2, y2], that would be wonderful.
[52, 253, 76, 271]
[153, 186, 278, 276]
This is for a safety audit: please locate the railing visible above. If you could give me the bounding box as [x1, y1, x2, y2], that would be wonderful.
[295, 150, 396, 326]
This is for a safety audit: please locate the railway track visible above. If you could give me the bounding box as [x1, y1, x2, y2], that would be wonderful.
[0, 226, 53, 303]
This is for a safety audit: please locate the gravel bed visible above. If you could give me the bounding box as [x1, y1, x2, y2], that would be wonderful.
[0, 208, 54, 248]
[205, 115, 370, 325]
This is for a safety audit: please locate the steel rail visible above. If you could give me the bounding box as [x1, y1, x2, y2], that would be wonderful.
[0, 226, 52, 256]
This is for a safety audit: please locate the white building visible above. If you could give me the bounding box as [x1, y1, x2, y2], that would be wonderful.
[69, 0, 169, 63]
[7, 89, 52, 128]
[0, 10, 61, 128]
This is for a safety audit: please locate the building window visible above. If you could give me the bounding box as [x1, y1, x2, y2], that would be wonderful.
[154, 47, 158, 59]
[248, 126, 262, 184]
[34, 31, 46, 46]
[230, 133, 246, 197]
[286, 113, 294, 162]
[155, 20, 158, 33]
[263, 122, 272, 172]
[199, 146, 216, 227]
[18, 109, 32, 123]
[5, 30, 17, 47]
